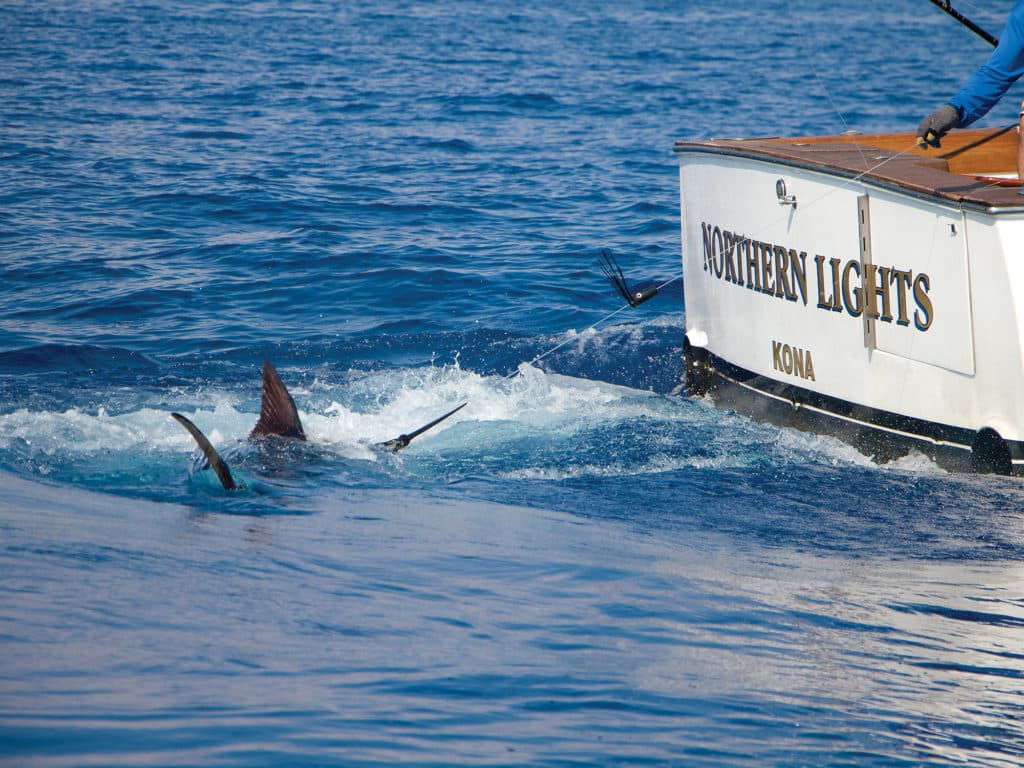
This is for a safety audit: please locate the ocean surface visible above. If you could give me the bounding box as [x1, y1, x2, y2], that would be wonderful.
[4, 0, 1024, 765]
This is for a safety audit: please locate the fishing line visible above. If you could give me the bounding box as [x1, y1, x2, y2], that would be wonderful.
[684, 0, 937, 309]
[506, 2, 974, 388]
[800, 36, 874, 174]
[508, 139, 922, 385]
[490, 0, 991, 390]
[691, 141, 922, 282]
[503, 2, 1009, 402]
[503, 271, 681, 382]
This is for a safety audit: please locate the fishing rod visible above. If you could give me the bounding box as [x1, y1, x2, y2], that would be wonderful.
[927, 0, 998, 47]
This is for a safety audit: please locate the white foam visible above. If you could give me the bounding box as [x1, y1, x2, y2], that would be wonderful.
[302, 361, 679, 452]
[0, 359, 926, 477]
[882, 450, 946, 475]
[770, 427, 877, 468]
[0, 398, 253, 457]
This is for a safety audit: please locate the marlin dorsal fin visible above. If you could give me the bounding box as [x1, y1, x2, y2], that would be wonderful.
[249, 360, 306, 440]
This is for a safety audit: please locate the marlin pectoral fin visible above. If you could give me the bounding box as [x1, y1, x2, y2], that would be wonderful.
[170, 412, 238, 490]
[378, 402, 467, 452]
[249, 360, 306, 441]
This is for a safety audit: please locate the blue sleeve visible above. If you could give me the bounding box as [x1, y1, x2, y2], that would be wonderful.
[949, 1, 1024, 126]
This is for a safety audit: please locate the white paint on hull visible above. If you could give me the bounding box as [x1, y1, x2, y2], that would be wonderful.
[677, 149, 1024, 445]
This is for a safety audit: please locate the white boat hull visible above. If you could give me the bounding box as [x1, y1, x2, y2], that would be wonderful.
[676, 134, 1024, 472]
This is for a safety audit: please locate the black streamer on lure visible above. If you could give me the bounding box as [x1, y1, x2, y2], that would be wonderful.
[599, 249, 658, 307]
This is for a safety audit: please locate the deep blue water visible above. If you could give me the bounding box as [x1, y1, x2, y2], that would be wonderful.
[4, 0, 1024, 765]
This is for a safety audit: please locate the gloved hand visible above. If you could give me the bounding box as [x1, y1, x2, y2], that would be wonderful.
[916, 104, 961, 148]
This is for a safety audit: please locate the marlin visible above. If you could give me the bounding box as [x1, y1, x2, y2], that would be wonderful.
[171, 360, 466, 490]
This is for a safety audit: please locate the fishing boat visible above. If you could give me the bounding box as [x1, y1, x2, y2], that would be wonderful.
[674, 126, 1024, 474]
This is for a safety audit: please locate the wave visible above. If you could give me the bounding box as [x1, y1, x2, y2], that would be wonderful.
[0, 357, 893, 495]
[0, 343, 159, 375]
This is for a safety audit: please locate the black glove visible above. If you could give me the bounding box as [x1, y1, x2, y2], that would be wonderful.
[916, 104, 961, 148]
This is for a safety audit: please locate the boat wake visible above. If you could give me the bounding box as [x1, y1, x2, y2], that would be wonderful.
[0, 353, 955, 503]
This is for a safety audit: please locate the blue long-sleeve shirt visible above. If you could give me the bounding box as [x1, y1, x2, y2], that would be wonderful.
[949, 1, 1024, 126]
[946, 1, 1024, 125]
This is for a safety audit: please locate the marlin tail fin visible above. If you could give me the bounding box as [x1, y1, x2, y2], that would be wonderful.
[249, 360, 306, 440]
[170, 412, 238, 490]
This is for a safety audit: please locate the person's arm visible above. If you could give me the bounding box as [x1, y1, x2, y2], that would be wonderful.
[949, 2, 1024, 126]
[918, 1, 1024, 147]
